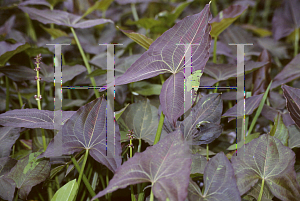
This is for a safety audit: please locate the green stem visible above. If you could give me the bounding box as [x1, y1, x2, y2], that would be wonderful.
[36, 66, 41, 110]
[41, 129, 47, 152]
[131, 3, 139, 21]
[78, 149, 89, 188]
[14, 189, 19, 201]
[211, 0, 218, 16]
[55, 175, 60, 190]
[257, 179, 265, 201]
[206, 144, 209, 161]
[48, 183, 53, 201]
[149, 189, 154, 201]
[106, 168, 112, 201]
[154, 111, 165, 145]
[159, 74, 165, 84]
[5, 76, 9, 111]
[294, 28, 299, 57]
[213, 36, 217, 63]
[25, 13, 37, 42]
[137, 139, 142, 194]
[249, 0, 259, 24]
[213, 82, 219, 93]
[262, 0, 271, 25]
[138, 183, 148, 201]
[71, 155, 99, 201]
[70, 27, 100, 98]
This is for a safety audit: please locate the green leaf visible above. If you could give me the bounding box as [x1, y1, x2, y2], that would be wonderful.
[227, 133, 260, 150]
[242, 24, 272, 37]
[115, 103, 129, 121]
[288, 125, 300, 149]
[81, 0, 114, 18]
[51, 179, 78, 201]
[0, 42, 30, 66]
[119, 28, 154, 50]
[188, 152, 241, 201]
[86, 68, 107, 78]
[231, 134, 300, 200]
[269, 113, 289, 146]
[210, 5, 247, 38]
[186, 70, 203, 92]
[7, 152, 51, 199]
[131, 81, 162, 96]
[40, 24, 68, 39]
[126, 18, 163, 30]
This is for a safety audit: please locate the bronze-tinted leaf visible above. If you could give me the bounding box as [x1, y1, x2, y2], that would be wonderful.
[282, 85, 300, 129]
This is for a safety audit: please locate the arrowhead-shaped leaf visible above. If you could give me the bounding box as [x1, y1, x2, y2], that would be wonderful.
[272, 0, 300, 40]
[210, 4, 248, 38]
[0, 109, 75, 129]
[120, 99, 161, 145]
[18, 6, 113, 29]
[92, 130, 192, 201]
[271, 54, 300, 89]
[41, 97, 122, 173]
[231, 134, 300, 200]
[222, 94, 264, 120]
[188, 152, 241, 201]
[180, 93, 223, 145]
[0, 127, 20, 157]
[102, 4, 212, 125]
[282, 85, 300, 129]
[7, 152, 51, 200]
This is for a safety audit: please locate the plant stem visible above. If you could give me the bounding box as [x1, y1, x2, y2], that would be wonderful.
[294, 28, 299, 57]
[36, 66, 41, 110]
[257, 179, 265, 201]
[129, 139, 136, 201]
[262, 0, 271, 25]
[211, 0, 218, 16]
[48, 183, 53, 201]
[14, 189, 19, 201]
[5, 76, 9, 111]
[138, 183, 148, 201]
[137, 139, 142, 195]
[213, 36, 217, 63]
[213, 82, 219, 93]
[131, 3, 139, 21]
[78, 149, 89, 188]
[249, 0, 259, 24]
[149, 189, 154, 201]
[248, 81, 272, 135]
[106, 168, 112, 201]
[71, 155, 99, 201]
[70, 27, 100, 98]
[206, 144, 209, 161]
[154, 111, 165, 145]
[41, 129, 47, 152]
[55, 175, 60, 189]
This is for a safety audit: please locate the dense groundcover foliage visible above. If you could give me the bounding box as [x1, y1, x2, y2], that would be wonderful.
[0, 0, 300, 200]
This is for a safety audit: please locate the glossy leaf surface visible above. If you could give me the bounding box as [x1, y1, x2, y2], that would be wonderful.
[51, 179, 78, 201]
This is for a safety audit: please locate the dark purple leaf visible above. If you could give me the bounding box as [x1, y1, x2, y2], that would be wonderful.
[209, 39, 233, 58]
[0, 157, 17, 201]
[0, 127, 20, 157]
[231, 134, 300, 200]
[39, 63, 86, 83]
[261, 104, 295, 127]
[18, 6, 113, 29]
[257, 37, 289, 59]
[282, 85, 300, 129]
[0, 109, 75, 129]
[222, 94, 264, 120]
[272, 0, 300, 40]
[271, 54, 300, 89]
[92, 130, 192, 201]
[188, 152, 241, 201]
[288, 125, 300, 149]
[0, 65, 36, 82]
[252, 49, 271, 95]
[7, 152, 51, 200]
[101, 4, 212, 125]
[0, 15, 15, 36]
[204, 60, 268, 82]
[269, 91, 286, 109]
[40, 97, 122, 173]
[190, 153, 207, 175]
[180, 93, 223, 145]
[0, 41, 30, 66]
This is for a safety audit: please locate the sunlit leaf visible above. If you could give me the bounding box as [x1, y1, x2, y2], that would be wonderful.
[92, 130, 192, 201]
[288, 125, 300, 149]
[119, 28, 154, 50]
[241, 24, 272, 37]
[51, 179, 78, 201]
[131, 81, 162, 96]
[231, 134, 300, 200]
[188, 152, 241, 201]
